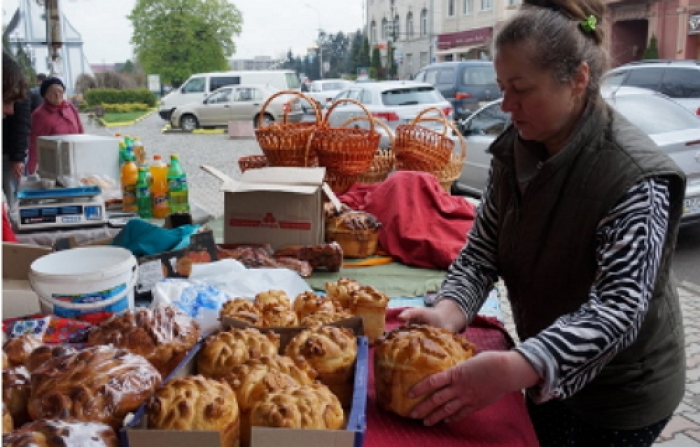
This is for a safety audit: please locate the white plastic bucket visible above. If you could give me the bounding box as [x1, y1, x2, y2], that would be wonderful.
[28, 246, 138, 324]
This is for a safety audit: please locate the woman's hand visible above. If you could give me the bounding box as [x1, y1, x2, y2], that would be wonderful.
[398, 299, 467, 333]
[409, 351, 541, 426]
[11, 161, 24, 181]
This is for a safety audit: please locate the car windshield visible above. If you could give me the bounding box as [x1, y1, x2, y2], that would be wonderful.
[606, 94, 700, 134]
[381, 86, 442, 106]
[322, 82, 347, 91]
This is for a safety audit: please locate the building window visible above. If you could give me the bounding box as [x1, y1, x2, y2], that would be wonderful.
[420, 51, 428, 68]
[393, 14, 400, 40]
[507, 0, 519, 5]
[448, 0, 455, 17]
[481, 0, 493, 10]
[406, 12, 414, 39]
[420, 8, 428, 36]
[463, 0, 473, 14]
[370, 21, 377, 43]
[381, 18, 388, 39]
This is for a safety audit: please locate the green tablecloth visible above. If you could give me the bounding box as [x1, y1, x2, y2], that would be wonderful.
[305, 262, 447, 298]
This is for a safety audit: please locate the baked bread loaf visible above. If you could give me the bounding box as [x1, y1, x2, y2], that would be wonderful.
[300, 310, 354, 327]
[285, 326, 357, 407]
[254, 290, 291, 310]
[220, 298, 263, 326]
[273, 243, 344, 272]
[260, 305, 299, 327]
[28, 345, 162, 428]
[325, 278, 362, 310]
[349, 285, 389, 343]
[325, 211, 381, 258]
[374, 324, 476, 418]
[249, 383, 344, 431]
[3, 334, 43, 368]
[3, 403, 12, 433]
[293, 291, 340, 320]
[87, 305, 201, 378]
[2, 418, 119, 447]
[2, 365, 31, 427]
[196, 328, 280, 379]
[25, 344, 77, 373]
[146, 375, 239, 447]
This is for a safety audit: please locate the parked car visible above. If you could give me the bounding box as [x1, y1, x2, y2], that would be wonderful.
[305, 79, 353, 109]
[413, 61, 501, 130]
[327, 81, 453, 148]
[170, 84, 303, 131]
[601, 60, 700, 116]
[454, 87, 700, 226]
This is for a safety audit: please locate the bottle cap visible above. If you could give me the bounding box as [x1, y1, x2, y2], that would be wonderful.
[154, 154, 162, 160]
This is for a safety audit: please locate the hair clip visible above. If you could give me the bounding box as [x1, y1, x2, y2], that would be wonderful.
[580, 15, 597, 33]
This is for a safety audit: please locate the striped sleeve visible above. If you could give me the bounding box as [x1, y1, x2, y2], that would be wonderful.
[515, 177, 671, 401]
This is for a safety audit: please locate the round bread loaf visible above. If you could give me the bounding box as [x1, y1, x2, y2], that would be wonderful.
[25, 345, 77, 373]
[293, 291, 339, 320]
[146, 375, 239, 447]
[285, 326, 357, 407]
[2, 418, 118, 447]
[299, 310, 354, 327]
[349, 285, 389, 343]
[324, 278, 361, 310]
[260, 305, 299, 327]
[3, 334, 43, 368]
[254, 290, 291, 310]
[87, 306, 201, 378]
[28, 345, 161, 428]
[249, 383, 344, 431]
[374, 324, 476, 418]
[220, 298, 263, 326]
[196, 328, 280, 379]
[2, 365, 31, 427]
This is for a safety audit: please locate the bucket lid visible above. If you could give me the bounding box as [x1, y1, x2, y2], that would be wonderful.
[29, 246, 137, 279]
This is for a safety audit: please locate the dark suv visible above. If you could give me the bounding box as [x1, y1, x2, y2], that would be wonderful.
[601, 60, 700, 116]
[413, 61, 501, 128]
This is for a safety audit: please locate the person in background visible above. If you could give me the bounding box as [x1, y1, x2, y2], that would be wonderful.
[27, 76, 84, 175]
[29, 73, 47, 113]
[301, 77, 311, 92]
[2, 51, 28, 242]
[399, 0, 686, 446]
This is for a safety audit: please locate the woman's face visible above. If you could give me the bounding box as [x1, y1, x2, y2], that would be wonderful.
[494, 43, 589, 155]
[44, 84, 65, 106]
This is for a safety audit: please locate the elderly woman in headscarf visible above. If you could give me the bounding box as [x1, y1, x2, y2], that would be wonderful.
[27, 77, 84, 175]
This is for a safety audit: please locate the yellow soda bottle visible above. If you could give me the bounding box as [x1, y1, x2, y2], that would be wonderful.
[150, 155, 170, 218]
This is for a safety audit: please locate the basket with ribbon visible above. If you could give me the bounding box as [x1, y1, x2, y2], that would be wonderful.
[254, 90, 321, 168]
[393, 107, 455, 172]
[340, 115, 396, 185]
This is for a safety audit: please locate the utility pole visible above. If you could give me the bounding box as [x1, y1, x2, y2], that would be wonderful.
[44, 0, 63, 75]
[304, 3, 324, 79]
[387, 0, 396, 80]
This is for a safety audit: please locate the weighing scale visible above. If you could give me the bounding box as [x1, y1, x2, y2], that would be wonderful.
[16, 186, 108, 231]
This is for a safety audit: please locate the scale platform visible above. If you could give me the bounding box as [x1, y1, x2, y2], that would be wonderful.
[16, 186, 108, 231]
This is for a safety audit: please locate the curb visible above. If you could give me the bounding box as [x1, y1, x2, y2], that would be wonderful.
[679, 280, 700, 295]
[98, 109, 158, 128]
[160, 124, 225, 135]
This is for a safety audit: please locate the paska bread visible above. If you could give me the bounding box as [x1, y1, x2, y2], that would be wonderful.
[2, 418, 118, 447]
[146, 375, 240, 447]
[196, 328, 280, 379]
[374, 324, 476, 418]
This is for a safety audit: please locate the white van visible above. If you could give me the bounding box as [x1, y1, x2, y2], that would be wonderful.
[158, 70, 301, 120]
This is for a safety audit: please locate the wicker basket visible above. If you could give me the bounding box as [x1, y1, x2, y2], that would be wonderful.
[255, 90, 321, 167]
[238, 155, 269, 172]
[395, 117, 467, 193]
[394, 107, 454, 172]
[312, 98, 381, 176]
[340, 115, 396, 184]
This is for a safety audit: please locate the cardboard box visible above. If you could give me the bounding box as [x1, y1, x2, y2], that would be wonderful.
[2, 242, 51, 318]
[122, 319, 369, 447]
[201, 166, 328, 249]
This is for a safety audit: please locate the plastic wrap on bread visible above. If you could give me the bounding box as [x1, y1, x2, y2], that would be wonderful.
[2, 418, 119, 447]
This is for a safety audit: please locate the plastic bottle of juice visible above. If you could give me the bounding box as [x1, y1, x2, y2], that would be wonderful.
[120, 153, 139, 213]
[133, 137, 146, 166]
[167, 154, 190, 213]
[135, 166, 153, 219]
[150, 155, 170, 218]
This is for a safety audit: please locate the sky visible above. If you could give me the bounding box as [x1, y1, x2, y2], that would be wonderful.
[2, 0, 365, 64]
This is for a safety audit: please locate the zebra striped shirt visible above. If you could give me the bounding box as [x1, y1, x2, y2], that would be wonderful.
[435, 176, 670, 402]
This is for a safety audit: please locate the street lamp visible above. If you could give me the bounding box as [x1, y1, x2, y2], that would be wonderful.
[387, 0, 396, 80]
[304, 3, 324, 79]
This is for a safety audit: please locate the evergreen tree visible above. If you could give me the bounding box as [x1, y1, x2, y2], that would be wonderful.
[643, 35, 659, 60]
[370, 46, 382, 80]
[360, 36, 371, 69]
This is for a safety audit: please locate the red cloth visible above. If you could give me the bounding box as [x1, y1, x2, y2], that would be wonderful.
[339, 172, 476, 270]
[2, 205, 18, 242]
[364, 309, 540, 447]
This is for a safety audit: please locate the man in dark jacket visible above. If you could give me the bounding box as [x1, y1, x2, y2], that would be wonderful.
[2, 96, 31, 208]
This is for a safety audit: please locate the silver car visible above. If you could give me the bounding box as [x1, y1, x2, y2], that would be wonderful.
[306, 79, 353, 109]
[326, 81, 453, 148]
[170, 84, 303, 131]
[454, 87, 700, 226]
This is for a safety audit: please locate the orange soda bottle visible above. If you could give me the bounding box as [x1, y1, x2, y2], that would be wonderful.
[150, 154, 170, 218]
[120, 153, 139, 213]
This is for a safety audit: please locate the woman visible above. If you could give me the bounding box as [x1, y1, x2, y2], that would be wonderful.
[27, 77, 84, 175]
[399, 1, 686, 445]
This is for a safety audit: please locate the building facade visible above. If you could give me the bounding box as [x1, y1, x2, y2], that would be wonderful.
[228, 56, 282, 71]
[366, 0, 699, 79]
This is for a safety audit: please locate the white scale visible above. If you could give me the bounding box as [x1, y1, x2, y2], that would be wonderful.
[16, 186, 108, 231]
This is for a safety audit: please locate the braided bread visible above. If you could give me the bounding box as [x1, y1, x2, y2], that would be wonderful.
[293, 291, 340, 320]
[2, 365, 31, 427]
[220, 298, 263, 326]
[3, 334, 43, 368]
[2, 419, 118, 447]
[196, 328, 280, 379]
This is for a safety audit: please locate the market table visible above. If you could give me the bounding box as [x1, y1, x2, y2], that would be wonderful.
[364, 309, 540, 447]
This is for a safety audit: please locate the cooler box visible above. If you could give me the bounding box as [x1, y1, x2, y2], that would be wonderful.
[37, 134, 120, 184]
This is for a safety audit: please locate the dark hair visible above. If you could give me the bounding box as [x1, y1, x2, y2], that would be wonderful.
[37, 73, 47, 82]
[2, 51, 28, 104]
[495, 0, 609, 102]
[40, 77, 66, 98]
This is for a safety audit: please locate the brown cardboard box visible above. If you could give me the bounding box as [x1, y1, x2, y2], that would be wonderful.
[201, 166, 328, 250]
[123, 318, 369, 447]
[2, 242, 51, 318]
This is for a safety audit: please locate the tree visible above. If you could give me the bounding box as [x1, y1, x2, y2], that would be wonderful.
[643, 34, 659, 60]
[370, 46, 382, 80]
[128, 0, 243, 86]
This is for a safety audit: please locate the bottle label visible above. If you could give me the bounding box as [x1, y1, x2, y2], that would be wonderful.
[153, 194, 169, 208]
[122, 184, 137, 212]
[168, 177, 187, 192]
[136, 185, 151, 198]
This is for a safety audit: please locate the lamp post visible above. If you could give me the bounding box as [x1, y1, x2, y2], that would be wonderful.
[304, 3, 324, 79]
[387, 0, 396, 80]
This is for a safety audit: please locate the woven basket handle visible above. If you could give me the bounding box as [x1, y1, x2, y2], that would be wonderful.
[256, 90, 322, 128]
[409, 107, 451, 136]
[323, 98, 375, 135]
[410, 117, 467, 160]
[340, 115, 395, 148]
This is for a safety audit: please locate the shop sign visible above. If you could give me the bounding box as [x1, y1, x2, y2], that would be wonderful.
[437, 27, 492, 50]
[690, 14, 700, 35]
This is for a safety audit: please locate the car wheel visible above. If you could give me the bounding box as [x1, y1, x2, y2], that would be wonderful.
[180, 114, 199, 132]
[254, 113, 274, 128]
